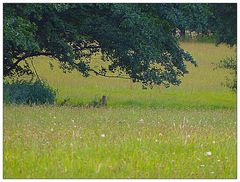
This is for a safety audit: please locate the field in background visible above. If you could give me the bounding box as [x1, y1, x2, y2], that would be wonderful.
[15, 42, 236, 109]
[4, 42, 237, 178]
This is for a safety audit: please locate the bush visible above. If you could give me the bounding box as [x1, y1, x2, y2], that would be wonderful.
[217, 56, 237, 92]
[3, 80, 56, 104]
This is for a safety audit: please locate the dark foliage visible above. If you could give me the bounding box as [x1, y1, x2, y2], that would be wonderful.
[3, 3, 237, 88]
[3, 80, 56, 104]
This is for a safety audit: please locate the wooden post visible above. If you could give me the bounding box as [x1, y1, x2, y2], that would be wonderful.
[101, 95, 107, 106]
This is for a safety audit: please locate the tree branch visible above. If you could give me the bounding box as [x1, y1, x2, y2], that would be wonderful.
[4, 51, 130, 80]
[4, 52, 53, 76]
[88, 68, 130, 80]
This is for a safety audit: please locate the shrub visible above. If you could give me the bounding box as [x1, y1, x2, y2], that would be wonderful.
[217, 56, 237, 92]
[3, 80, 56, 105]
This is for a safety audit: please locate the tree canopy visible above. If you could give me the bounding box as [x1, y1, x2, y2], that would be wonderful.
[3, 3, 237, 88]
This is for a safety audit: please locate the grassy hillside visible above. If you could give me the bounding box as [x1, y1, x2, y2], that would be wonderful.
[14, 42, 236, 109]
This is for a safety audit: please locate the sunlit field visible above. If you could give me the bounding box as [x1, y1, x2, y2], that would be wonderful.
[4, 106, 236, 178]
[4, 42, 237, 178]
[14, 42, 236, 109]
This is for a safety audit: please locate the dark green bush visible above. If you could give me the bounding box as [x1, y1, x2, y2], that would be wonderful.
[3, 80, 56, 104]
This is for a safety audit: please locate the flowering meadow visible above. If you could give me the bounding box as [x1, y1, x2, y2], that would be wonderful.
[3, 42, 236, 178]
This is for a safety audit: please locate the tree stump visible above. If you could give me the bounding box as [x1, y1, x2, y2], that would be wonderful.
[101, 95, 107, 106]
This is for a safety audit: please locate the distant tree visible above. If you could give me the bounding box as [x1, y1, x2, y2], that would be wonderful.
[209, 3, 237, 92]
[3, 3, 236, 88]
[208, 3, 237, 46]
[144, 4, 212, 37]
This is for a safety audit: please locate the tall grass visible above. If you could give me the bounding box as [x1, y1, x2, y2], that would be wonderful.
[4, 106, 236, 178]
[3, 42, 237, 179]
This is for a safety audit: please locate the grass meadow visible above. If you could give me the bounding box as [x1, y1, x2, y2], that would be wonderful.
[3, 42, 237, 178]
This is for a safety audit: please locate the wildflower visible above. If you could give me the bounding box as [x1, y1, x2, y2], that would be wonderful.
[74, 125, 77, 128]
[53, 116, 56, 119]
[101, 134, 106, 138]
[187, 135, 190, 138]
[72, 119, 75, 123]
[155, 139, 158, 142]
[217, 159, 220, 162]
[50, 128, 54, 132]
[205, 151, 212, 156]
[200, 164, 205, 167]
[212, 141, 216, 144]
[139, 119, 144, 123]
[210, 171, 215, 174]
[137, 138, 141, 142]
[159, 133, 163, 136]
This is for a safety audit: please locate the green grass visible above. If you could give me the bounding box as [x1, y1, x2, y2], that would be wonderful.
[13, 42, 236, 109]
[4, 106, 236, 178]
[4, 42, 237, 178]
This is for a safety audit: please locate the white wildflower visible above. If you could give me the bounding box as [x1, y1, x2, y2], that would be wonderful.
[139, 119, 144, 123]
[200, 164, 205, 167]
[205, 151, 212, 156]
[212, 141, 216, 144]
[72, 119, 75, 123]
[53, 116, 56, 119]
[217, 159, 220, 162]
[101, 134, 106, 138]
[50, 128, 54, 132]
